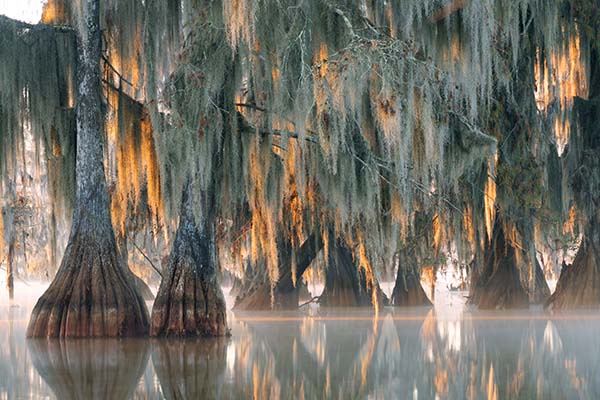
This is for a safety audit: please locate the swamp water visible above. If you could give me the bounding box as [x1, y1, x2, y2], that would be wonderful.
[1, 283, 599, 399]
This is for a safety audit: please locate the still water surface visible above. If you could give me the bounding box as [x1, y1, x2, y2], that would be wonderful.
[1, 284, 599, 399]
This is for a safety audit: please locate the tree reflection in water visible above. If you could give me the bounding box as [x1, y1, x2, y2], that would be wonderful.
[4, 307, 600, 398]
[151, 338, 227, 399]
[28, 338, 149, 400]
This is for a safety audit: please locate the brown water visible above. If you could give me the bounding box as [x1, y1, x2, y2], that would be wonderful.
[1, 284, 600, 399]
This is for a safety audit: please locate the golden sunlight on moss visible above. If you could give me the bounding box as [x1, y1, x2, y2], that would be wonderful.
[104, 86, 164, 237]
[224, 0, 254, 50]
[563, 204, 578, 236]
[433, 213, 443, 250]
[386, 2, 396, 39]
[355, 231, 379, 313]
[284, 143, 305, 250]
[141, 113, 164, 233]
[421, 265, 435, 300]
[370, 70, 401, 142]
[535, 31, 588, 155]
[247, 138, 279, 290]
[41, 0, 66, 24]
[314, 43, 329, 79]
[507, 224, 524, 267]
[463, 205, 476, 252]
[483, 153, 497, 242]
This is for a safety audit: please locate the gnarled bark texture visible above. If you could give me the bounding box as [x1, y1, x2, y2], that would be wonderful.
[469, 218, 529, 309]
[150, 185, 227, 337]
[391, 250, 432, 307]
[152, 338, 227, 399]
[545, 223, 600, 309]
[233, 233, 322, 310]
[320, 238, 388, 308]
[28, 339, 149, 400]
[27, 0, 148, 337]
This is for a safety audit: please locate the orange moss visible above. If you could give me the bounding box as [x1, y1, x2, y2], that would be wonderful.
[355, 231, 379, 313]
[535, 31, 588, 154]
[484, 153, 497, 242]
[41, 0, 67, 24]
[105, 86, 164, 237]
[463, 205, 476, 252]
[563, 205, 578, 236]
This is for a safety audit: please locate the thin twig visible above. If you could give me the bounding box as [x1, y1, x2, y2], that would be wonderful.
[298, 295, 321, 308]
[130, 240, 163, 279]
[102, 55, 136, 89]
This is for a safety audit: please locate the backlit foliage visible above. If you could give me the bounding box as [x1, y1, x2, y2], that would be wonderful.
[0, 0, 594, 303]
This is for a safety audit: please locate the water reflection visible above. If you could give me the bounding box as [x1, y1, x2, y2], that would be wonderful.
[3, 290, 600, 399]
[28, 339, 149, 400]
[152, 338, 227, 399]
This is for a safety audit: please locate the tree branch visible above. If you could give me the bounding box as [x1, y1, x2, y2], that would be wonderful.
[130, 239, 163, 279]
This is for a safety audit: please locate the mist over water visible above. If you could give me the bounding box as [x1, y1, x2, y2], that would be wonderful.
[1, 282, 599, 399]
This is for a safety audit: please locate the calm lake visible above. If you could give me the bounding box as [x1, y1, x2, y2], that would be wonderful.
[1, 283, 599, 399]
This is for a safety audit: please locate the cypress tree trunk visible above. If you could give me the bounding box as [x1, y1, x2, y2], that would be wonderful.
[233, 233, 322, 310]
[546, 52, 600, 309]
[27, 0, 149, 337]
[529, 258, 551, 304]
[150, 182, 227, 337]
[545, 217, 600, 309]
[469, 217, 528, 309]
[320, 238, 388, 308]
[232, 258, 271, 310]
[391, 249, 432, 307]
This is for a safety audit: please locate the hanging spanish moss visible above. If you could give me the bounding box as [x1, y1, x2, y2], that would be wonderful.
[0, 0, 597, 343]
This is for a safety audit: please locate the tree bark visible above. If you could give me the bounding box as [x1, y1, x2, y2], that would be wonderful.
[233, 232, 322, 310]
[27, 0, 149, 337]
[469, 217, 529, 309]
[545, 219, 600, 309]
[320, 238, 388, 308]
[150, 182, 227, 337]
[391, 249, 432, 307]
[546, 51, 600, 309]
[529, 258, 551, 304]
